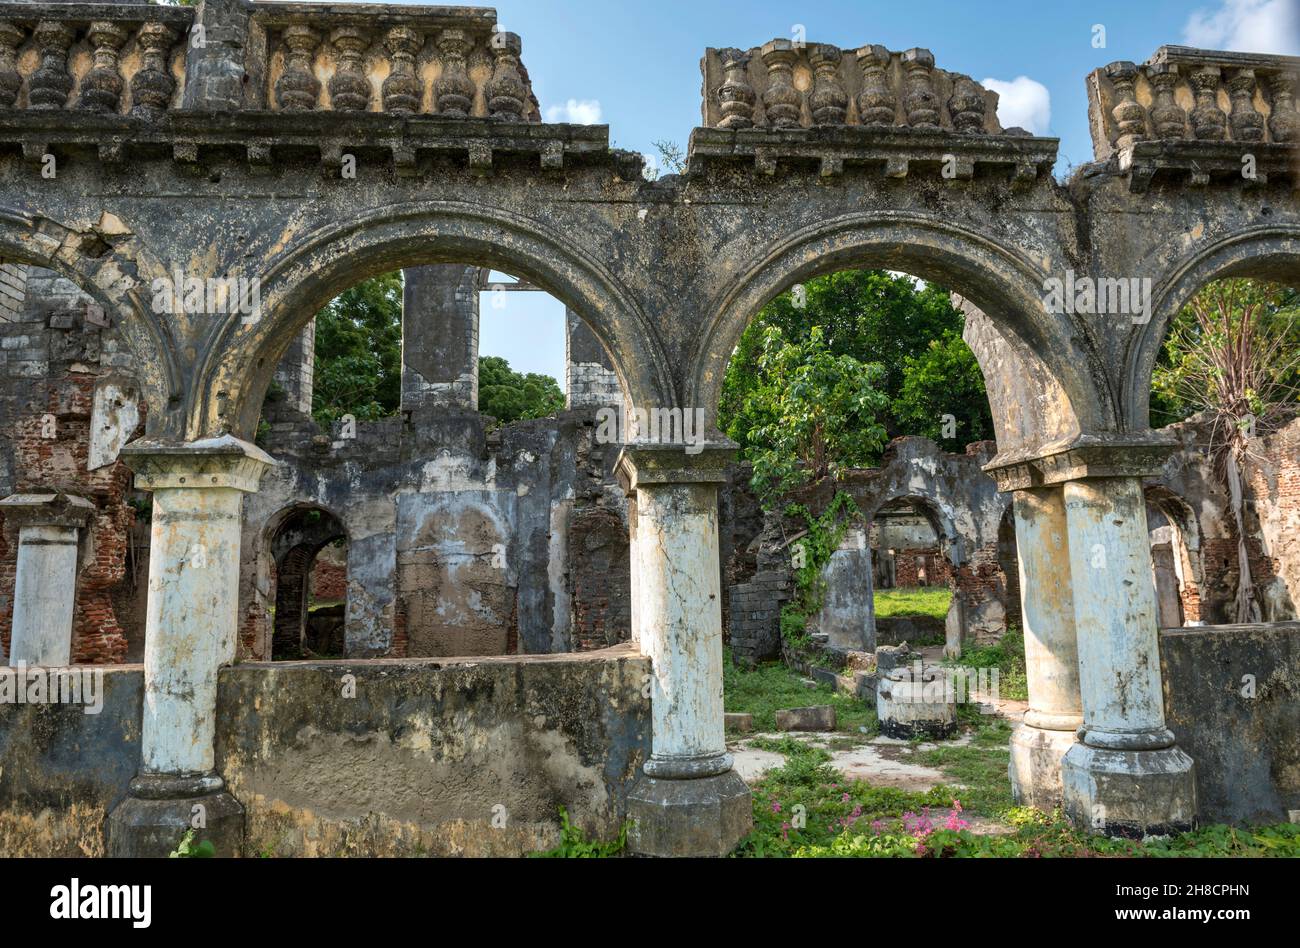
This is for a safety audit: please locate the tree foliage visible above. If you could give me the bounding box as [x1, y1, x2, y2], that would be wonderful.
[737, 325, 890, 500]
[312, 272, 404, 426]
[1151, 278, 1299, 623]
[720, 270, 994, 484]
[478, 355, 565, 424]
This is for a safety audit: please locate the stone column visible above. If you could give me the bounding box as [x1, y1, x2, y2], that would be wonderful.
[615, 443, 751, 857]
[1, 492, 94, 666]
[107, 436, 272, 858]
[1060, 475, 1196, 836]
[1006, 486, 1082, 810]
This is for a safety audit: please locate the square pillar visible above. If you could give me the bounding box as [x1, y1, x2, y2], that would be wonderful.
[615, 443, 751, 857]
[401, 265, 480, 413]
[1, 492, 94, 666]
[107, 436, 272, 858]
[1006, 486, 1082, 810]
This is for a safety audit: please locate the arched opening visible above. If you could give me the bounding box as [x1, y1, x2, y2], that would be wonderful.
[237, 252, 635, 662]
[1143, 271, 1299, 625]
[869, 497, 958, 649]
[717, 264, 1022, 670]
[267, 506, 348, 661]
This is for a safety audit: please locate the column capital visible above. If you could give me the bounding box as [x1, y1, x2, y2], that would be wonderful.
[0, 492, 95, 529]
[983, 432, 1178, 492]
[121, 435, 274, 493]
[615, 441, 737, 493]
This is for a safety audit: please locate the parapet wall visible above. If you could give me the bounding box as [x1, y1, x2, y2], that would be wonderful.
[0, 646, 651, 857]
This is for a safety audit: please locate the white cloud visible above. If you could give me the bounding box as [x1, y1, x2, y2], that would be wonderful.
[1184, 0, 1300, 56]
[543, 99, 603, 124]
[980, 76, 1052, 136]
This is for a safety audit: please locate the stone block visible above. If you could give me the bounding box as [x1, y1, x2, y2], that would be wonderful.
[775, 705, 837, 732]
[724, 712, 753, 733]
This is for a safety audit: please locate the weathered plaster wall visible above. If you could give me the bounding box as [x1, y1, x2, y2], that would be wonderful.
[1160, 623, 1300, 826]
[214, 647, 650, 857]
[0, 665, 143, 856]
[0, 267, 143, 664]
[0, 649, 651, 857]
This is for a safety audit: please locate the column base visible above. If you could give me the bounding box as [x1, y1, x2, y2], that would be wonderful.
[1061, 743, 1197, 839]
[627, 770, 752, 858]
[106, 774, 245, 858]
[1009, 724, 1077, 811]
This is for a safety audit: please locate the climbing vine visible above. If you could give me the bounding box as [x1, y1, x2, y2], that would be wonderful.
[779, 492, 861, 649]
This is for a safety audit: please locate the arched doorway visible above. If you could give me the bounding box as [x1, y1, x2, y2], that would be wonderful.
[268, 506, 348, 660]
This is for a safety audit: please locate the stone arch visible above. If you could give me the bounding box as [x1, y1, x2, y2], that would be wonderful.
[195, 201, 676, 440]
[263, 504, 348, 660]
[687, 213, 1110, 449]
[0, 208, 179, 433]
[1128, 226, 1300, 431]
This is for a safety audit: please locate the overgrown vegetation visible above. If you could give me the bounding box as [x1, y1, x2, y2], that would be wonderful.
[1151, 279, 1299, 622]
[169, 829, 214, 858]
[948, 627, 1028, 701]
[532, 807, 628, 858]
[778, 493, 861, 648]
[719, 270, 995, 490]
[737, 727, 1300, 858]
[723, 651, 875, 735]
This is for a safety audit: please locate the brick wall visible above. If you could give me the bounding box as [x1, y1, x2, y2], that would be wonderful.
[0, 268, 142, 664]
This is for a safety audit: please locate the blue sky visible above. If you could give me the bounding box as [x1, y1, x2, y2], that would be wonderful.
[438, 0, 1299, 384]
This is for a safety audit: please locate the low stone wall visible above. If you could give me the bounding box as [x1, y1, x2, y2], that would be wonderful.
[1, 647, 651, 857]
[1160, 623, 1300, 827]
[0, 665, 143, 856]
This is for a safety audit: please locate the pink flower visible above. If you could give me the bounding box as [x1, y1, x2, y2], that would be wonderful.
[841, 792, 851, 803]
[771, 801, 782, 814]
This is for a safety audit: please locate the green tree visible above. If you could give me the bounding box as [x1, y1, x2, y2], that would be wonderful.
[894, 328, 994, 447]
[720, 269, 993, 461]
[740, 326, 890, 501]
[477, 355, 565, 425]
[311, 272, 403, 426]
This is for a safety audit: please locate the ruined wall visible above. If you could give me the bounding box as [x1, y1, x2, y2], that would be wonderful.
[1160, 623, 1300, 826]
[0, 666, 143, 857]
[0, 267, 143, 664]
[0, 648, 650, 857]
[1148, 414, 1300, 625]
[726, 437, 1018, 661]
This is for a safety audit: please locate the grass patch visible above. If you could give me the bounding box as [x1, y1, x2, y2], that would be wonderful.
[950, 627, 1028, 701]
[738, 738, 1300, 858]
[912, 719, 1015, 816]
[873, 586, 951, 621]
[724, 652, 876, 735]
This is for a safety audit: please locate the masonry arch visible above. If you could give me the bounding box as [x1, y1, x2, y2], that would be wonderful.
[1131, 227, 1300, 431]
[262, 504, 349, 661]
[0, 210, 176, 429]
[197, 201, 675, 441]
[688, 214, 1110, 450]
